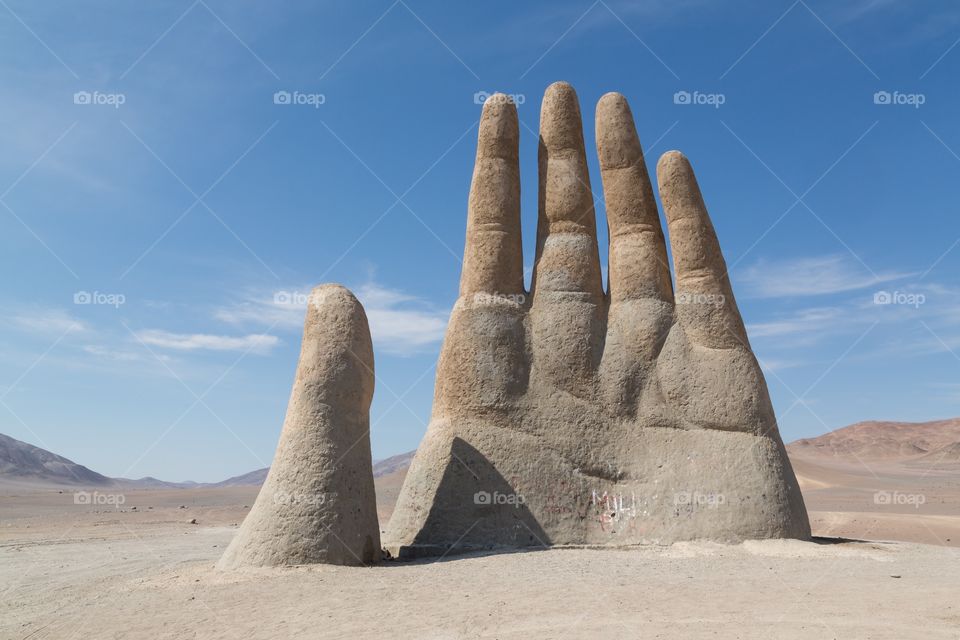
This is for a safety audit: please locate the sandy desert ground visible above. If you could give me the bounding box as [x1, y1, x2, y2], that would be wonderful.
[788, 419, 960, 549]
[791, 454, 960, 548]
[3, 445, 960, 640]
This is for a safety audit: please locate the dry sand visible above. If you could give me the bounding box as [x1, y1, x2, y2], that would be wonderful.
[3, 463, 960, 639]
[790, 451, 960, 548]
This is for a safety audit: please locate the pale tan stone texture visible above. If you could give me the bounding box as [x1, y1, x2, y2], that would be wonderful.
[461, 93, 524, 300]
[218, 285, 380, 568]
[385, 83, 809, 558]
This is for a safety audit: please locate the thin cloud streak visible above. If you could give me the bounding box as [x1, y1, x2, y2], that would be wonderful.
[6, 308, 89, 335]
[737, 254, 912, 298]
[136, 330, 279, 354]
[216, 280, 449, 356]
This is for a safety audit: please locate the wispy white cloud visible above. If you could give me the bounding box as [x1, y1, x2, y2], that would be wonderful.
[747, 307, 846, 339]
[136, 330, 279, 354]
[737, 254, 912, 298]
[746, 280, 960, 376]
[834, 0, 901, 24]
[214, 294, 304, 330]
[354, 283, 449, 355]
[82, 344, 170, 363]
[6, 308, 89, 335]
[215, 280, 449, 356]
[755, 356, 807, 373]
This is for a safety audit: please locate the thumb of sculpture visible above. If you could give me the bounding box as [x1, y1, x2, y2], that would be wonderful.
[217, 284, 381, 569]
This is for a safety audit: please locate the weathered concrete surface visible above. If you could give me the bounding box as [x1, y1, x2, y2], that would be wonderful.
[218, 285, 381, 568]
[384, 84, 809, 557]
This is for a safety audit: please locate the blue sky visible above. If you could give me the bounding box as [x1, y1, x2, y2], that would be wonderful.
[2, 0, 960, 482]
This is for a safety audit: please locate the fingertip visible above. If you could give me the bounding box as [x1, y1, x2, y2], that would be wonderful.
[596, 91, 629, 116]
[480, 92, 519, 120]
[658, 151, 704, 226]
[545, 80, 575, 97]
[302, 284, 374, 391]
[307, 284, 370, 342]
[657, 150, 690, 175]
[477, 93, 519, 161]
[482, 91, 514, 107]
[596, 92, 640, 170]
[309, 283, 358, 308]
[540, 81, 583, 150]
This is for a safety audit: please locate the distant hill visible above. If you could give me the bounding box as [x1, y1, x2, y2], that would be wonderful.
[11, 416, 960, 490]
[210, 467, 269, 487]
[916, 441, 960, 462]
[373, 451, 415, 477]
[0, 432, 417, 489]
[111, 476, 199, 489]
[0, 433, 112, 486]
[203, 451, 416, 488]
[788, 418, 960, 464]
[905, 441, 960, 470]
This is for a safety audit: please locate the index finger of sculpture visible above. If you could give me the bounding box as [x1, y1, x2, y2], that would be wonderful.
[657, 151, 748, 349]
[595, 92, 672, 304]
[460, 94, 524, 300]
[433, 95, 529, 415]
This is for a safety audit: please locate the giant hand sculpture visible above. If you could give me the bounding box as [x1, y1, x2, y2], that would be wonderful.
[384, 82, 810, 557]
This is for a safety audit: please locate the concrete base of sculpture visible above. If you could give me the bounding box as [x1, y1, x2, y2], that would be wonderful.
[386, 415, 807, 558]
